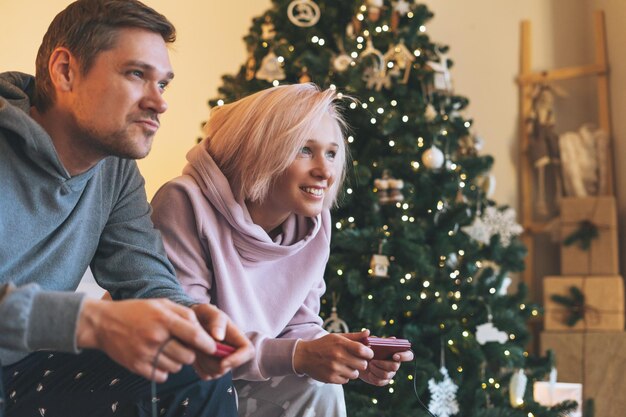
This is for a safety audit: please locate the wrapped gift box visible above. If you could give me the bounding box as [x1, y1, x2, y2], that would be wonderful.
[543, 276, 624, 331]
[541, 332, 626, 417]
[534, 381, 582, 417]
[540, 332, 583, 382]
[560, 196, 619, 275]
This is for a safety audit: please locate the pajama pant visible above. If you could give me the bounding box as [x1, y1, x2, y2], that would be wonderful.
[1, 350, 237, 417]
[234, 375, 346, 417]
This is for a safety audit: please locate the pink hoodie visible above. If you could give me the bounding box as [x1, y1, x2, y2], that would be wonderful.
[151, 142, 330, 381]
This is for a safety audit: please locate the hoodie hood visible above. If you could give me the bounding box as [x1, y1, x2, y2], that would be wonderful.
[183, 140, 324, 263]
[0, 72, 96, 188]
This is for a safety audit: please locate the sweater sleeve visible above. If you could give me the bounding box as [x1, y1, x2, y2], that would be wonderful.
[151, 180, 214, 304]
[0, 283, 85, 365]
[232, 276, 328, 381]
[90, 161, 195, 306]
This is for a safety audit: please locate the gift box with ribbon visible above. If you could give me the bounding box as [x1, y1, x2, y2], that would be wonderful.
[560, 196, 619, 275]
[543, 275, 624, 331]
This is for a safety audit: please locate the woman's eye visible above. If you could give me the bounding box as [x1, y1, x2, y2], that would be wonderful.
[326, 150, 337, 160]
[299, 146, 312, 156]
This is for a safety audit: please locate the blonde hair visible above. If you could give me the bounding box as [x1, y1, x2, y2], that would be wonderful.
[203, 83, 349, 208]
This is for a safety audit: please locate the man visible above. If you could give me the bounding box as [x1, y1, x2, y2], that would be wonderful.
[0, 1, 254, 416]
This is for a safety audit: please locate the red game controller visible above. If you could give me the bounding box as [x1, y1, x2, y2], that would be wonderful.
[361, 337, 412, 360]
[212, 341, 235, 358]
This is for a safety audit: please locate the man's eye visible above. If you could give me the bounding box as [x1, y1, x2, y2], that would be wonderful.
[158, 82, 169, 91]
[129, 70, 143, 78]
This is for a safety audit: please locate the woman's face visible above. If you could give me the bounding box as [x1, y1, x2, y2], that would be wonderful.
[265, 114, 342, 221]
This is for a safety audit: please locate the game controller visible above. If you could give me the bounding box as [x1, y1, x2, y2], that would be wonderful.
[212, 341, 235, 358]
[361, 337, 412, 360]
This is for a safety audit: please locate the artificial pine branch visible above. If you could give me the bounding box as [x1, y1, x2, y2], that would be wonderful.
[550, 286, 585, 326]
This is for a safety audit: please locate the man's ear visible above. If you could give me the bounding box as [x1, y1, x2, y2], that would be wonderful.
[48, 47, 76, 93]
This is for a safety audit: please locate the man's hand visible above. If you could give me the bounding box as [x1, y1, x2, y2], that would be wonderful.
[293, 330, 374, 384]
[189, 303, 255, 380]
[76, 298, 232, 382]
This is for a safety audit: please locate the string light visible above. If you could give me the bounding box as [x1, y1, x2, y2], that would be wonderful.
[377, 107, 384, 114]
[361, 103, 368, 109]
[346, 188, 353, 194]
[388, 140, 395, 146]
[357, 36, 364, 43]
[407, 11, 414, 18]
[272, 80, 280, 87]
[402, 115, 409, 122]
[419, 25, 426, 32]
[349, 102, 357, 110]
[217, 99, 224, 106]
[337, 269, 343, 275]
[370, 118, 376, 124]
[391, 100, 397, 106]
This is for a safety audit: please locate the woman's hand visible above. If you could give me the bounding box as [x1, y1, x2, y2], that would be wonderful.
[359, 348, 414, 386]
[293, 330, 374, 384]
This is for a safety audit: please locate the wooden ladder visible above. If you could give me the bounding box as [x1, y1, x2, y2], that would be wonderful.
[516, 10, 614, 299]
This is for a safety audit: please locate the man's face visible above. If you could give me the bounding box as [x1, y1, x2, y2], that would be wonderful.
[69, 27, 174, 160]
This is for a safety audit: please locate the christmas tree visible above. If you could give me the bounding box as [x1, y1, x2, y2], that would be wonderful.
[209, 1, 577, 416]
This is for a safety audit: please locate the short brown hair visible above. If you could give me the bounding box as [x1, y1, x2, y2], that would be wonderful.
[34, 0, 176, 112]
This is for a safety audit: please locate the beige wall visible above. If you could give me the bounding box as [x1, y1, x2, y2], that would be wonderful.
[2, 0, 624, 275]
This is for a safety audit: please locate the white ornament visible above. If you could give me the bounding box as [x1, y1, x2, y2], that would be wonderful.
[475, 322, 508, 345]
[255, 51, 286, 82]
[509, 369, 528, 407]
[393, 0, 411, 16]
[445, 253, 458, 268]
[323, 306, 349, 333]
[424, 103, 438, 121]
[421, 146, 445, 169]
[498, 276, 512, 295]
[462, 206, 523, 247]
[333, 54, 353, 72]
[479, 173, 496, 198]
[428, 367, 460, 417]
[461, 215, 491, 245]
[287, 0, 321, 28]
[427, 48, 453, 92]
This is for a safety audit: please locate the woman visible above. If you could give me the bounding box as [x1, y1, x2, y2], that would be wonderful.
[151, 84, 413, 416]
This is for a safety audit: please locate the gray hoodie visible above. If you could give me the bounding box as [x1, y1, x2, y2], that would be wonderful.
[0, 72, 194, 366]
